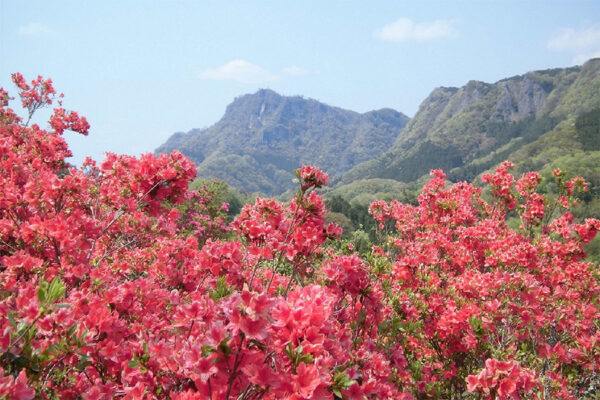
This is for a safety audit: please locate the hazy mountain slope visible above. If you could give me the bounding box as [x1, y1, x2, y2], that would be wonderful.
[339, 58, 600, 186]
[157, 89, 409, 194]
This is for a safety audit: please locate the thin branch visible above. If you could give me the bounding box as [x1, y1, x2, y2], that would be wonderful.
[265, 190, 306, 293]
[86, 209, 124, 264]
[225, 336, 245, 400]
[86, 179, 166, 264]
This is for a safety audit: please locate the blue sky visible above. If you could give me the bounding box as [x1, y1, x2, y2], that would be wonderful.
[1, 0, 600, 165]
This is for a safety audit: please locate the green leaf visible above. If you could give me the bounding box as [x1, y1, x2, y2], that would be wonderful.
[299, 353, 314, 364]
[296, 190, 303, 205]
[468, 315, 482, 335]
[7, 311, 17, 328]
[48, 277, 66, 303]
[285, 342, 294, 359]
[210, 276, 234, 301]
[37, 281, 48, 304]
[201, 345, 216, 357]
[248, 339, 267, 350]
[218, 338, 231, 356]
[76, 354, 92, 371]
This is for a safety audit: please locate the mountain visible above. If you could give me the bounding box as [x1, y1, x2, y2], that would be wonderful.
[158, 60, 600, 203]
[156, 89, 409, 195]
[338, 58, 600, 188]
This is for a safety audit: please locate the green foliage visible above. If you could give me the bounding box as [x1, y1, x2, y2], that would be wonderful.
[285, 342, 314, 367]
[324, 178, 414, 205]
[382, 140, 463, 182]
[448, 114, 563, 182]
[575, 107, 600, 150]
[36, 277, 66, 307]
[196, 154, 294, 196]
[210, 276, 234, 301]
[325, 195, 377, 233]
[347, 230, 373, 254]
[536, 153, 600, 198]
[331, 370, 357, 398]
[325, 211, 355, 234]
[189, 178, 246, 219]
[552, 59, 600, 116]
[584, 235, 600, 264]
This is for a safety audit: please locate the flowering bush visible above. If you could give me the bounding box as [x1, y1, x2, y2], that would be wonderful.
[370, 165, 600, 399]
[1, 75, 599, 399]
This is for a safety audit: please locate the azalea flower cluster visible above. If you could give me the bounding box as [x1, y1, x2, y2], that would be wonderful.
[297, 166, 329, 191]
[1, 75, 599, 400]
[466, 359, 538, 399]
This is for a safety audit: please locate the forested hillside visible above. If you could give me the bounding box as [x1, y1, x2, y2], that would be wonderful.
[339, 58, 600, 187]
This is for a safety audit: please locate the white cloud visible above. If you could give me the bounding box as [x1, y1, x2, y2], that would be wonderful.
[376, 17, 456, 42]
[573, 50, 600, 64]
[17, 23, 53, 36]
[199, 60, 308, 84]
[282, 66, 308, 76]
[548, 25, 600, 63]
[548, 26, 600, 52]
[199, 60, 278, 84]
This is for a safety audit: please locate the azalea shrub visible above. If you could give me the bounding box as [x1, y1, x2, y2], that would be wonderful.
[368, 164, 600, 399]
[1, 74, 599, 400]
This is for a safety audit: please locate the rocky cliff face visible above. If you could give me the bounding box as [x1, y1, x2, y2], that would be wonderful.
[493, 77, 552, 121]
[156, 89, 409, 195]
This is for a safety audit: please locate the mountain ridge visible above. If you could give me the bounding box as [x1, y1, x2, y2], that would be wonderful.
[157, 59, 600, 198]
[338, 58, 600, 186]
[156, 89, 409, 194]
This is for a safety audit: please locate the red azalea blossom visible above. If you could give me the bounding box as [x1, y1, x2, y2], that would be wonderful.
[297, 165, 329, 190]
